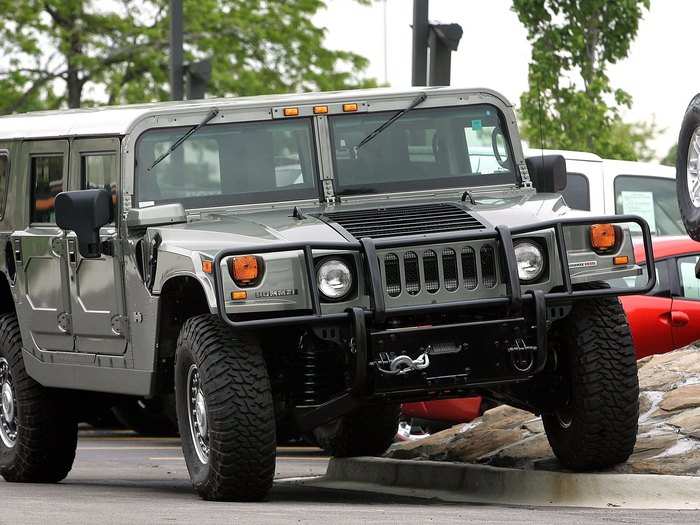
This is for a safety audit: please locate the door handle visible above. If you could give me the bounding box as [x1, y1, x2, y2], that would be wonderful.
[670, 311, 690, 327]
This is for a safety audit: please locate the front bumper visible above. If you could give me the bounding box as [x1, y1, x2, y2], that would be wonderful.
[212, 214, 655, 429]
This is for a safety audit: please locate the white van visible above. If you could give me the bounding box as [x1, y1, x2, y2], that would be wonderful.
[528, 149, 683, 236]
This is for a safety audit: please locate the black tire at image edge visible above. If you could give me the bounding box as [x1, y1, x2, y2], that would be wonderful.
[676, 93, 700, 241]
[0, 313, 78, 483]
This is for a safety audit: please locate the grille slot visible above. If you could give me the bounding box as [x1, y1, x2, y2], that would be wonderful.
[423, 250, 440, 294]
[461, 247, 477, 290]
[384, 253, 401, 297]
[403, 252, 421, 295]
[442, 248, 458, 291]
[480, 245, 497, 288]
[324, 203, 485, 239]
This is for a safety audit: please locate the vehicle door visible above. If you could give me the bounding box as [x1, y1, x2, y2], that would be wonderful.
[670, 254, 700, 348]
[618, 259, 673, 359]
[12, 140, 73, 351]
[66, 138, 127, 355]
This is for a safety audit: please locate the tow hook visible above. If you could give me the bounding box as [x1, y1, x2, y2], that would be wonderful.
[372, 351, 431, 375]
[507, 338, 537, 373]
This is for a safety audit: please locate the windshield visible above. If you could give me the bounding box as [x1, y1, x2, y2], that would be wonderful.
[329, 104, 516, 195]
[135, 119, 317, 209]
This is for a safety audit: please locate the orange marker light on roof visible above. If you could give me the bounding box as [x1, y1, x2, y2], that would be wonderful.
[229, 255, 261, 286]
[342, 103, 359, 112]
[313, 105, 329, 114]
[590, 224, 617, 251]
[283, 107, 300, 117]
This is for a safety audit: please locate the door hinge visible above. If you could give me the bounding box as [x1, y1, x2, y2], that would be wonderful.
[57, 312, 72, 333]
[111, 315, 128, 336]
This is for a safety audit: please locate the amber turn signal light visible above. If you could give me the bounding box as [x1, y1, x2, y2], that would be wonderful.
[229, 255, 261, 286]
[201, 259, 213, 274]
[231, 291, 248, 300]
[613, 255, 629, 265]
[590, 224, 617, 251]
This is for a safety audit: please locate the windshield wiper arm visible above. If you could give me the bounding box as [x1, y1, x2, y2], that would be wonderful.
[147, 108, 220, 172]
[352, 92, 427, 157]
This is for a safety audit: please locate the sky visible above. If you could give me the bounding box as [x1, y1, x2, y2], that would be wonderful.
[316, 0, 700, 161]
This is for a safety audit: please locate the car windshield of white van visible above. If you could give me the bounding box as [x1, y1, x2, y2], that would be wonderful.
[135, 119, 317, 209]
[329, 104, 516, 195]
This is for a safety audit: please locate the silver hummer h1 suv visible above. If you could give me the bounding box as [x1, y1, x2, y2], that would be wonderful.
[0, 87, 654, 501]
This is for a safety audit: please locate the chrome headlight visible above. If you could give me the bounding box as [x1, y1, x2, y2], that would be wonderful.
[514, 240, 545, 282]
[317, 259, 353, 300]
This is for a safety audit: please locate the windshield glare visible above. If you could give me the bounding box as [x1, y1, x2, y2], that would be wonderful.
[135, 119, 317, 209]
[330, 104, 516, 195]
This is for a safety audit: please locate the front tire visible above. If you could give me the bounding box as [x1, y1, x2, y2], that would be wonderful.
[543, 297, 639, 470]
[0, 313, 78, 483]
[676, 93, 700, 240]
[175, 314, 276, 501]
[313, 404, 400, 457]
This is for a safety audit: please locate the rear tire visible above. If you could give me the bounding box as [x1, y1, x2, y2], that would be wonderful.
[676, 93, 700, 240]
[0, 313, 78, 483]
[542, 297, 639, 470]
[313, 404, 400, 457]
[175, 314, 276, 501]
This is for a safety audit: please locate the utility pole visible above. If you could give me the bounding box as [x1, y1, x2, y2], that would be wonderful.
[411, 0, 429, 86]
[411, 0, 463, 87]
[169, 0, 184, 101]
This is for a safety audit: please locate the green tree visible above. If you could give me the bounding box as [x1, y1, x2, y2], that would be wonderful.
[512, 0, 654, 161]
[661, 143, 678, 167]
[0, 0, 375, 113]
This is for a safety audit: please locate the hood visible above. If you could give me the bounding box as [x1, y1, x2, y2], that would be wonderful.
[153, 190, 577, 254]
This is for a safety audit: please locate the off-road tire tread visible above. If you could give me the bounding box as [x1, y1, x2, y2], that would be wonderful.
[314, 403, 400, 457]
[176, 314, 275, 501]
[0, 313, 77, 483]
[542, 297, 639, 470]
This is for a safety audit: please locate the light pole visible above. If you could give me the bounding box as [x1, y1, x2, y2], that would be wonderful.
[169, 0, 184, 100]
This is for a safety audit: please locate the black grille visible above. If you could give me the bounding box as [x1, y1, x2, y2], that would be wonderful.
[442, 248, 458, 291]
[324, 203, 485, 239]
[461, 247, 477, 290]
[480, 245, 497, 288]
[423, 250, 439, 293]
[384, 253, 401, 297]
[404, 252, 420, 295]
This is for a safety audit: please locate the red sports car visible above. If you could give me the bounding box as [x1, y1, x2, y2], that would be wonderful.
[398, 236, 700, 439]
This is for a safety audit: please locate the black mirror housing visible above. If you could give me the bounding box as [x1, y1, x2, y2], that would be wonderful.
[55, 189, 113, 258]
[525, 155, 567, 193]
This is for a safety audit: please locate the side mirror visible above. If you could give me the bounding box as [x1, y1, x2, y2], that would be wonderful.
[55, 189, 113, 258]
[525, 155, 567, 193]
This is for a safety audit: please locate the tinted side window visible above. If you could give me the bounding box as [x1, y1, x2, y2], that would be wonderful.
[82, 153, 117, 220]
[677, 255, 700, 299]
[614, 175, 684, 236]
[30, 155, 64, 224]
[0, 152, 8, 219]
[562, 173, 590, 210]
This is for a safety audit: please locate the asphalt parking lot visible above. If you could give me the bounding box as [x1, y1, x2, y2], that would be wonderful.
[1, 433, 699, 524]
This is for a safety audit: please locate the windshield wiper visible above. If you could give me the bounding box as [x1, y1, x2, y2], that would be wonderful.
[352, 92, 427, 158]
[147, 108, 220, 172]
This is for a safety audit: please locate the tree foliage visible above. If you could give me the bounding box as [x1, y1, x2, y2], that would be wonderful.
[512, 0, 654, 161]
[0, 0, 375, 113]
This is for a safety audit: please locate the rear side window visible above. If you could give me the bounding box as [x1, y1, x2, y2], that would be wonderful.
[0, 151, 8, 219]
[614, 175, 684, 236]
[30, 155, 64, 223]
[677, 255, 700, 299]
[562, 172, 590, 210]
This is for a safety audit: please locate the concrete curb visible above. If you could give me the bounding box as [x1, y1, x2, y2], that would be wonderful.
[297, 457, 700, 509]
